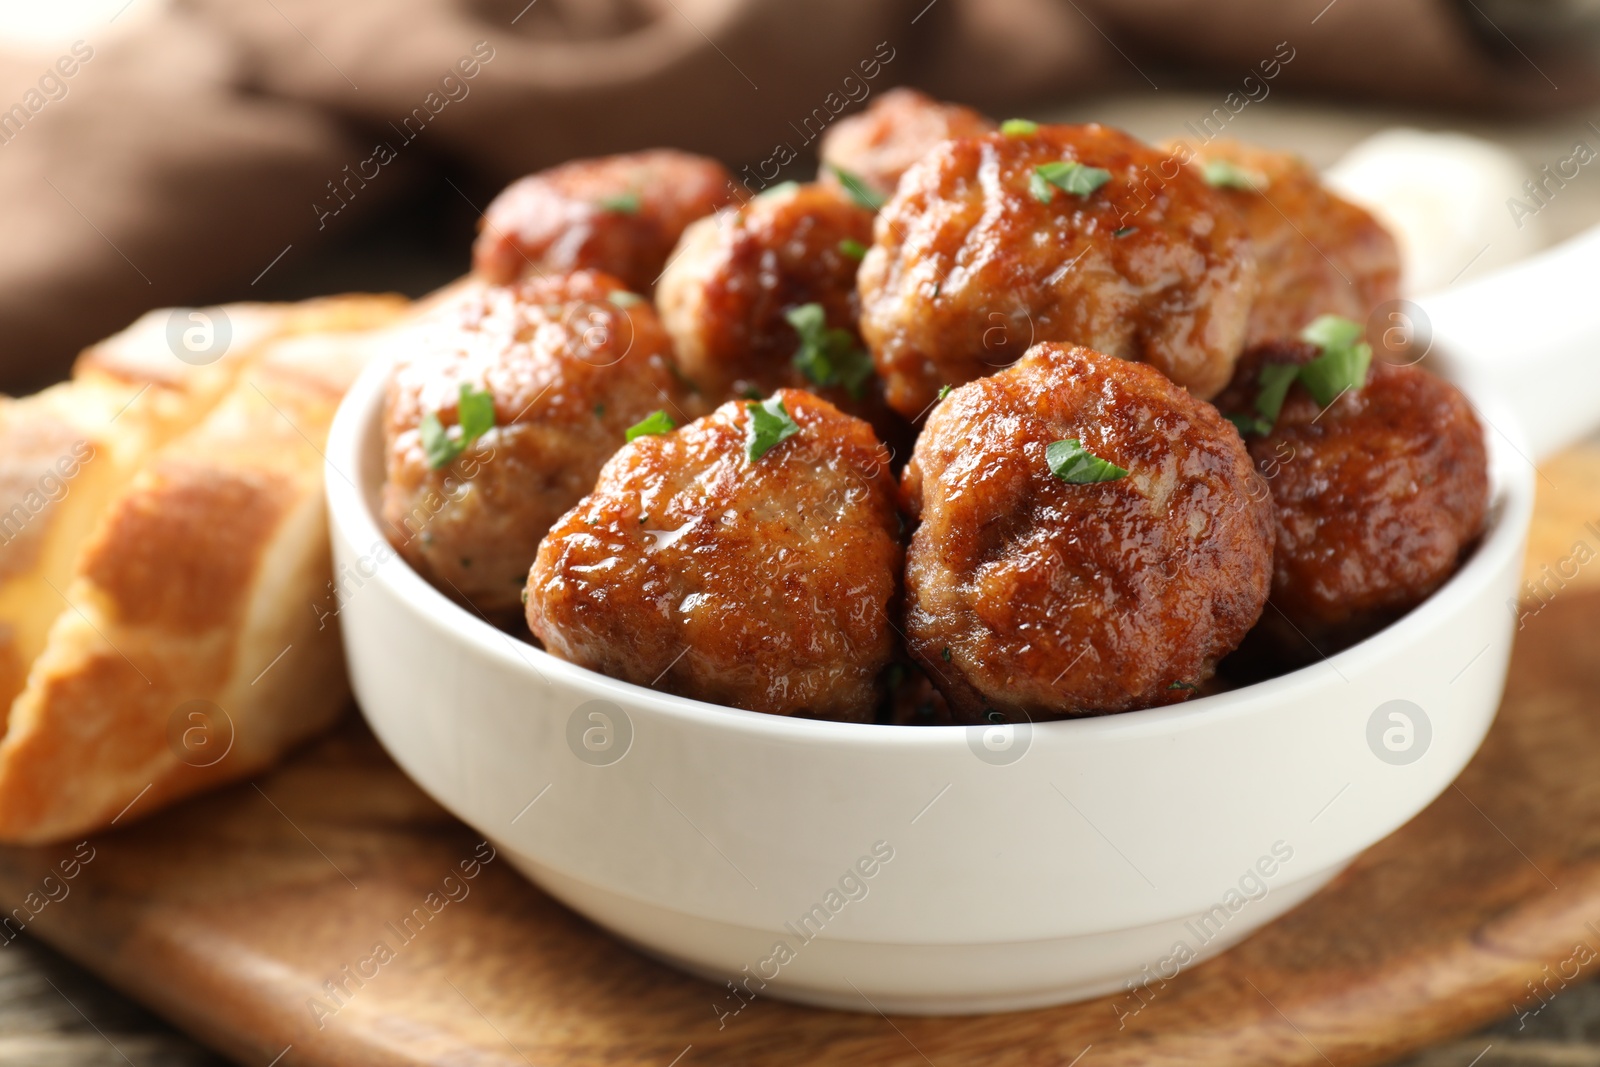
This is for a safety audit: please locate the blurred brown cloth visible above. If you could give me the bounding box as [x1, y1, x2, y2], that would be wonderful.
[0, 0, 1586, 391]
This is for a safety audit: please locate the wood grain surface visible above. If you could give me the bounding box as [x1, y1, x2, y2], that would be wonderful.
[0, 447, 1597, 1067]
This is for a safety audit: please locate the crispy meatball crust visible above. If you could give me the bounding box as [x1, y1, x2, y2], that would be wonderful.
[473, 150, 734, 292]
[527, 389, 903, 720]
[819, 88, 995, 201]
[904, 344, 1274, 719]
[383, 271, 689, 616]
[656, 182, 875, 402]
[1170, 140, 1401, 347]
[859, 124, 1258, 419]
[1213, 342, 1488, 654]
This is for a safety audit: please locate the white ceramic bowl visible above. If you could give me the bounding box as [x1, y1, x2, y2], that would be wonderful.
[327, 224, 1600, 1015]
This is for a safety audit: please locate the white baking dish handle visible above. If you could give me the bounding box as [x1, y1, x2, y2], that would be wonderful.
[1417, 224, 1600, 462]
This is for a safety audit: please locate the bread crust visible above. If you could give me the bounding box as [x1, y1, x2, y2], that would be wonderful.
[0, 294, 406, 843]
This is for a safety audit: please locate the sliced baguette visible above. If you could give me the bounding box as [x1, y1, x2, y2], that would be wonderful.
[0, 298, 404, 723]
[0, 295, 408, 843]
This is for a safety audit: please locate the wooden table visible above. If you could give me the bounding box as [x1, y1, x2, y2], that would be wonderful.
[4, 914, 1598, 1066]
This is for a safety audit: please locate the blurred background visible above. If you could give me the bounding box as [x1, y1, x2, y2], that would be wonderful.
[3, 0, 1600, 396]
[5, 1, 1600, 1063]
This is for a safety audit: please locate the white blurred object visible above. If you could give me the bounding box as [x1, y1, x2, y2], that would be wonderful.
[0, 0, 162, 54]
[1326, 129, 1541, 296]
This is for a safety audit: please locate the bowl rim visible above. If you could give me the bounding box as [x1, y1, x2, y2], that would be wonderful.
[327, 349, 1536, 749]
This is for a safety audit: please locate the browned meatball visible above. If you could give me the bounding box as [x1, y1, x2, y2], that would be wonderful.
[473, 150, 734, 293]
[655, 181, 913, 454]
[1167, 139, 1401, 347]
[384, 271, 690, 616]
[1213, 341, 1488, 656]
[859, 123, 1258, 419]
[904, 344, 1273, 719]
[657, 182, 875, 401]
[818, 88, 995, 202]
[527, 389, 902, 720]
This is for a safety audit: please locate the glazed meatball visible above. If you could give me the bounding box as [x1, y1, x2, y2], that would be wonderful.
[473, 150, 734, 293]
[384, 271, 690, 616]
[1168, 139, 1401, 347]
[904, 343, 1273, 719]
[656, 182, 875, 402]
[1212, 341, 1488, 656]
[527, 389, 902, 720]
[859, 123, 1257, 419]
[818, 88, 994, 202]
[655, 182, 912, 452]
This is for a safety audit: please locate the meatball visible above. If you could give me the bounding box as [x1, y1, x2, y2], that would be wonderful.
[859, 123, 1258, 419]
[1212, 340, 1488, 657]
[1167, 139, 1401, 347]
[383, 271, 690, 616]
[656, 182, 875, 402]
[473, 150, 734, 293]
[818, 88, 995, 202]
[655, 181, 911, 451]
[904, 343, 1274, 719]
[527, 389, 902, 720]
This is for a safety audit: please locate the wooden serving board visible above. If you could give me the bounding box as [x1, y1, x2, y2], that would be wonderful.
[4, 449, 1600, 1067]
